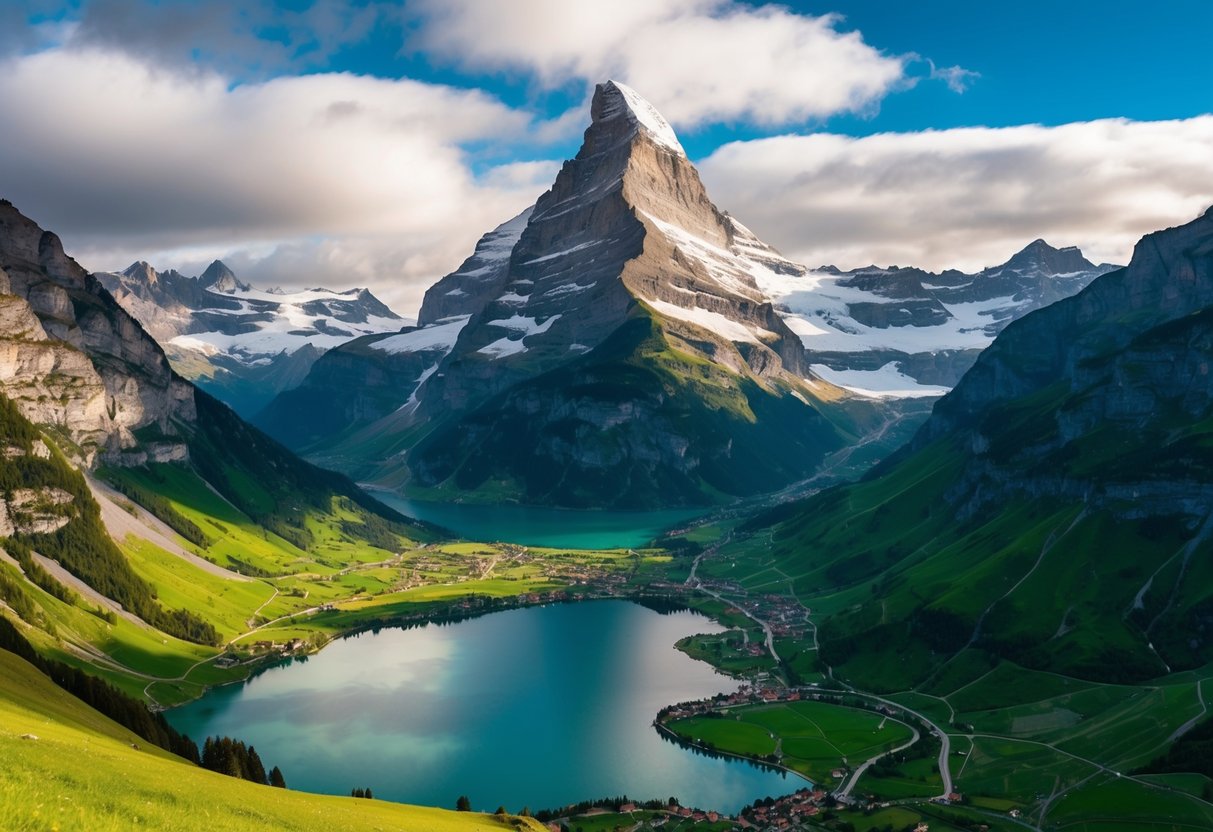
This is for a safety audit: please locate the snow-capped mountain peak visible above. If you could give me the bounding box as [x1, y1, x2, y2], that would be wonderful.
[199, 259, 249, 293]
[595, 80, 686, 156]
[96, 261, 407, 416]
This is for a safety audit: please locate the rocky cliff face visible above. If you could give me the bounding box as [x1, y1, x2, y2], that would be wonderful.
[914, 208, 1213, 520]
[417, 208, 533, 327]
[0, 200, 195, 466]
[416, 81, 812, 418]
[96, 260, 405, 416]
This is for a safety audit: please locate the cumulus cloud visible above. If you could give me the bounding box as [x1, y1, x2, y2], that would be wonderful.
[698, 117, 1213, 272]
[0, 46, 554, 314]
[408, 0, 909, 128]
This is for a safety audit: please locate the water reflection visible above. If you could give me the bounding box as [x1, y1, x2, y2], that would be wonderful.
[169, 601, 794, 813]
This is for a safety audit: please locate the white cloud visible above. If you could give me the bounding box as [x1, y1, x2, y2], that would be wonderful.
[409, 0, 908, 128]
[697, 117, 1213, 272]
[0, 46, 555, 314]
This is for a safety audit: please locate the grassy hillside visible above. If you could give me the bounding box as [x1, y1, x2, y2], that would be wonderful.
[706, 434, 1206, 689]
[658, 217, 1213, 826]
[702, 234, 1213, 688]
[179, 389, 430, 553]
[0, 647, 541, 832]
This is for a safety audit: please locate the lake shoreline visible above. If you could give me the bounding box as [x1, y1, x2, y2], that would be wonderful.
[166, 599, 794, 812]
[163, 590, 699, 711]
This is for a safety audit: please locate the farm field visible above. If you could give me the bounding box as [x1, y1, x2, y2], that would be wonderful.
[668, 700, 915, 784]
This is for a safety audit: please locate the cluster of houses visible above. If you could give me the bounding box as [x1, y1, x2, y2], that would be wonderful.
[738, 788, 831, 828]
[725, 592, 811, 639]
[545, 801, 730, 832]
[656, 684, 819, 725]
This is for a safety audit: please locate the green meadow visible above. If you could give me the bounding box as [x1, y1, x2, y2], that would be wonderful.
[668, 700, 914, 783]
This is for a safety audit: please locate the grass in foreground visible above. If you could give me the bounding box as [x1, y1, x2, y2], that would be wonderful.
[0, 648, 542, 832]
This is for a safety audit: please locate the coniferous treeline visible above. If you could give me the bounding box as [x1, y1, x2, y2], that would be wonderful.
[0, 617, 287, 787]
[0, 616, 198, 761]
[102, 472, 210, 547]
[1137, 717, 1213, 782]
[532, 796, 675, 823]
[201, 736, 285, 787]
[0, 563, 40, 625]
[4, 538, 116, 624]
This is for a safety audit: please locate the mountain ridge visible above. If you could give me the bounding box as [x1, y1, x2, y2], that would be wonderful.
[97, 259, 405, 416]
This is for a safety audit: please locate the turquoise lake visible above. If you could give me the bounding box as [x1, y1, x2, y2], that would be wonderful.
[168, 601, 796, 813]
[367, 490, 705, 549]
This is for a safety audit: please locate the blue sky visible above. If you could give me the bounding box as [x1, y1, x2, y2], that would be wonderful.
[1, 1, 1211, 313]
[309, 0, 1213, 159]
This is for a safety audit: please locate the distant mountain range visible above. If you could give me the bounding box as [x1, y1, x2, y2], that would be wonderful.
[96, 261, 406, 416]
[776, 238, 1117, 396]
[254, 82, 1112, 509]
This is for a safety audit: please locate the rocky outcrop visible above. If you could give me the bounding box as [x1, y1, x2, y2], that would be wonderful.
[417, 208, 533, 327]
[1, 487, 75, 534]
[0, 200, 195, 466]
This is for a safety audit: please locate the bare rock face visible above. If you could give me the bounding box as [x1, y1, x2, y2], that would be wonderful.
[0, 199, 195, 465]
[416, 80, 815, 420]
[417, 207, 533, 327]
[3, 487, 75, 534]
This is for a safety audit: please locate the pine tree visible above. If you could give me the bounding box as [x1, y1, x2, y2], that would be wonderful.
[246, 745, 268, 785]
[269, 766, 286, 789]
[456, 795, 472, 812]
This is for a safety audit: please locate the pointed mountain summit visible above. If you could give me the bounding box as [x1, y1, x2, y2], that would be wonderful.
[199, 259, 249, 293]
[1000, 238, 1096, 276]
[262, 81, 894, 508]
[414, 78, 814, 417]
